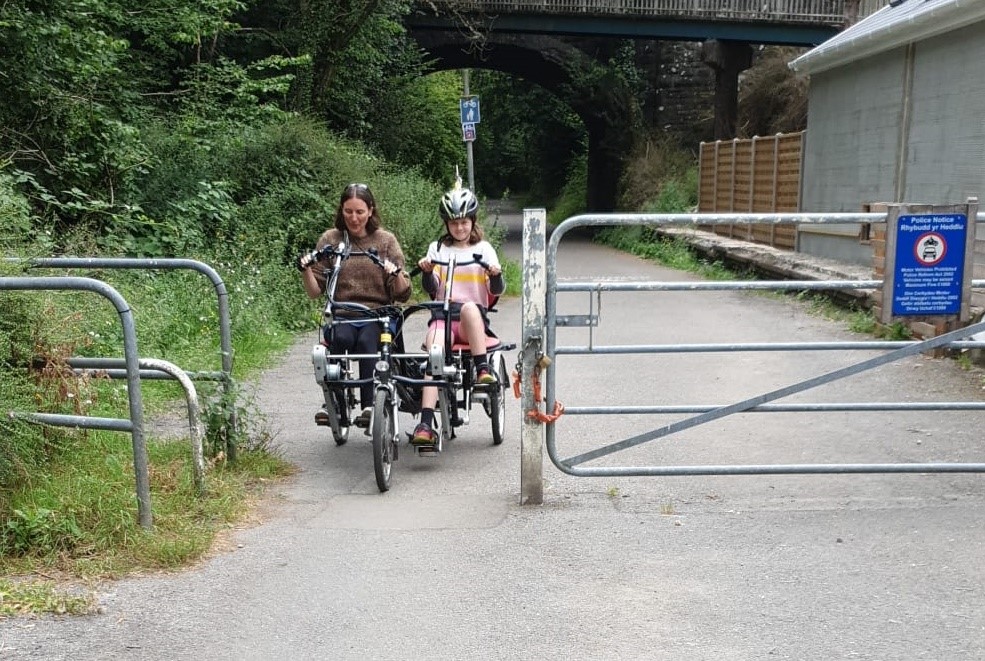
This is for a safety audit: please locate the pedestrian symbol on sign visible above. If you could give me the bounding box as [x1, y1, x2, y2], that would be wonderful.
[462, 123, 476, 142]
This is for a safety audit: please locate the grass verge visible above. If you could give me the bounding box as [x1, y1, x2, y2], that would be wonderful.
[0, 430, 294, 616]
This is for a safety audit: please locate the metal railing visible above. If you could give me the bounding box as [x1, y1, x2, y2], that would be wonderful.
[518, 211, 985, 496]
[426, 0, 847, 24]
[18, 257, 238, 461]
[1, 277, 154, 529]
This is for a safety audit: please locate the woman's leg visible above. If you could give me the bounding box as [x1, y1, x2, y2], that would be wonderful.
[352, 324, 381, 409]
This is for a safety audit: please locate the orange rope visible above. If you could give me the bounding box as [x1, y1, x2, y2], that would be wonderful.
[512, 366, 565, 424]
[527, 400, 565, 424]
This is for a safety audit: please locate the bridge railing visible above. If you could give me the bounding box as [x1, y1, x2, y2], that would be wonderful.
[433, 0, 847, 24]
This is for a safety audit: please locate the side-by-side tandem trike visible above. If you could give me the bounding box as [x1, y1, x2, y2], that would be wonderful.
[305, 241, 513, 492]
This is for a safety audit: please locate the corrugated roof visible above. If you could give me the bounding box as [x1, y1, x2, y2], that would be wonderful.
[790, 0, 985, 74]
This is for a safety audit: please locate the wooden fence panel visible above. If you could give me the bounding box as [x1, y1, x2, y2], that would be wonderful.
[697, 131, 804, 251]
[698, 144, 717, 212]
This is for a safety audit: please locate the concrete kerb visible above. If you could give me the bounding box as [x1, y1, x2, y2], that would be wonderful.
[656, 225, 985, 363]
[658, 225, 876, 303]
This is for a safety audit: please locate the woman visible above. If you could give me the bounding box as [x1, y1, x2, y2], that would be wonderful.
[299, 183, 412, 427]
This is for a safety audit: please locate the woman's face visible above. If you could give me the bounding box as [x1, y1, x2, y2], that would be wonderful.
[342, 197, 372, 237]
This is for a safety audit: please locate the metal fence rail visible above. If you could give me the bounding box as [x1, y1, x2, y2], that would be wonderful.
[429, 0, 847, 23]
[18, 257, 238, 461]
[0, 277, 154, 529]
[535, 211, 985, 479]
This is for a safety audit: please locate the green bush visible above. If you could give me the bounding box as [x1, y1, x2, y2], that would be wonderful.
[547, 153, 589, 226]
[0, 170, 32, 246]
[641, 168, 698, 213]
[2, 507, 83, 557]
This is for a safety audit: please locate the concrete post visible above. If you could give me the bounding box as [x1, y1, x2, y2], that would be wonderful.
[520, 208, 546, 505]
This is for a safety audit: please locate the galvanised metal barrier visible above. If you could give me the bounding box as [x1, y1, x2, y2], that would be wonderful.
[0, 277, 154, 529]
[18, 257, 238, 461]
[427, 0, 846, 24]
[519, 211, 985, 497]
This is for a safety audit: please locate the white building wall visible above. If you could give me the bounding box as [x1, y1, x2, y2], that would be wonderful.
[800, 49, 905, 263]
[799, 22, 985, 265]
[904, 22, 985, 206]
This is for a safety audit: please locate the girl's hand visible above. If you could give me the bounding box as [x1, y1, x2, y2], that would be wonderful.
[417, 257, 434, 273]
[488, 264, 501, 277]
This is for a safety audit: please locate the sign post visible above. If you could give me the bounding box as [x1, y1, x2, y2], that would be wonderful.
[881, 198, 978, 325]
[460, 71, 479, 192]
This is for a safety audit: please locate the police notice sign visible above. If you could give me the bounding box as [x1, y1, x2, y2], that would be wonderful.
[882, 200, 978, 323]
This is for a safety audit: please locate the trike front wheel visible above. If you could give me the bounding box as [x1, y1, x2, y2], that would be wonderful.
[330, 390, 349, 445]
[488, 354, 507, 446]
[372, 389, 395, 492]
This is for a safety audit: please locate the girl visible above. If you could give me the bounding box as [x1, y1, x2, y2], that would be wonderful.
[411, 178, 505, 446]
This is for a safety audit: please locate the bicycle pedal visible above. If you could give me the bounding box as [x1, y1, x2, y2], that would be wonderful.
[416, 445, 440, 457]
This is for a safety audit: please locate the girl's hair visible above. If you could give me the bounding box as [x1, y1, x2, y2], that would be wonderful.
[440, 215, 484, 246]
[334, 183, 382, 234]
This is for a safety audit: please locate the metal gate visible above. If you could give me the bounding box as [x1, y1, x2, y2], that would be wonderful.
[518, 210, 985, 502]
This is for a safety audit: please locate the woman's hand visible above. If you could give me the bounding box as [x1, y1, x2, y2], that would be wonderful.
[382, 259, 402, 276]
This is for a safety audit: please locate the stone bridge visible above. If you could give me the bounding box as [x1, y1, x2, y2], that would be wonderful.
[407, 0, 876, 210]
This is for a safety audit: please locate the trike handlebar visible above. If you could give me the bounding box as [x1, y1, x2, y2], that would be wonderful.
[409, 253, 492, 279]
[298, 241, 394, 272]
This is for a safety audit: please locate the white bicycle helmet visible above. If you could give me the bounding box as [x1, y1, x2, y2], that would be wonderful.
[439, 171, 479, 221]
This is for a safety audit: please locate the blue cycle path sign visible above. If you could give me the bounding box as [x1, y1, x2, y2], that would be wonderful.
[891, 213, 968, 316]
[460, 96, 480, 124]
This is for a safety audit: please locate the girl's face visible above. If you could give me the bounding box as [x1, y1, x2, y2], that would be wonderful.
[446, 216, 473, 244]
[342, 197, 372, 237]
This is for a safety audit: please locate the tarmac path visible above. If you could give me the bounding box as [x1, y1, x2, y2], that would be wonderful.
[2, 203, 984, 660]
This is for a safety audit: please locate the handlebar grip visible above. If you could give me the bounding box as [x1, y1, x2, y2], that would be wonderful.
[299, 243, 347, 271]
[297, 250, 319, 271]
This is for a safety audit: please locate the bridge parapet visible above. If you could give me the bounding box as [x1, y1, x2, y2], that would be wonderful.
[427, 0, 848, 25]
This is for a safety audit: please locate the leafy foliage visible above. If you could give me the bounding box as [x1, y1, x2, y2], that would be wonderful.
[471, 70, 586, 203]
[619, 133, 698, 212]
[738, 46, 810, 138]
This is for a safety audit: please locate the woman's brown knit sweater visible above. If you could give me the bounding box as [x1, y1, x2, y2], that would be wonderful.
[312, 228, 411, 308]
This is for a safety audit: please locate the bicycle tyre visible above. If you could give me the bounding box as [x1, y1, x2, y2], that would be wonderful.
[372, 389, 394, 492]
[331, 390, 349, 445]
[489, 355, 507, 446]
